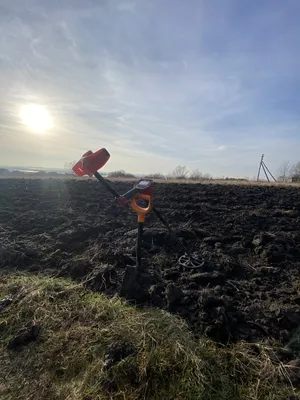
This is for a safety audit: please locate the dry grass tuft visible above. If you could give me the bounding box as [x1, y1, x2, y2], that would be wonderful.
[0, 274, 298, 399]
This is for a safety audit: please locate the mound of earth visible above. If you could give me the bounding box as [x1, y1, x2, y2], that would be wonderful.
[1, 178, 300, 349]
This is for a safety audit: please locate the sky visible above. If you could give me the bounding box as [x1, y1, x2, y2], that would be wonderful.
[0, 0, 300, 177]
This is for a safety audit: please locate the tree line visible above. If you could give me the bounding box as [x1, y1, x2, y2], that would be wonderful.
[109, 166, 213, 180]
[64, 162, 213, 180]
[277, 161, 300, 182]
[65, 160, 300, 182]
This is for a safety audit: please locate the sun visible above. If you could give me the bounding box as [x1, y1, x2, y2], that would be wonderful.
[20, 104, 53, 133]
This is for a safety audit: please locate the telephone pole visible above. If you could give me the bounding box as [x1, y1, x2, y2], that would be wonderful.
[257, 154, 264, 181]
[257, 154, 277, 182]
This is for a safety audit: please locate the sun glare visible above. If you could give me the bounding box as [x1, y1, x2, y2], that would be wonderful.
[20, 104, 53, 133]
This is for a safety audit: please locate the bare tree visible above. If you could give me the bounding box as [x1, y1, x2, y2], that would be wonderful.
[144, 173, 166, 180]
[203, 173, 212, 180]
[189, 169, 203, 180]
[64, 161, 76, 175]
[107, 170, 136, 178]
[277, 161, 292, 182]
[170, 165, 189, 179]
[291, 161, 300, 179]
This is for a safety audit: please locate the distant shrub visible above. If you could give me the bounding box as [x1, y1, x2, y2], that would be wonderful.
[292, 175, 300, 182]
[202, 173, 212, 180]
[169, 165, 189, 179]
[36, 171, 47, 176]
[64, 161, 76, 175]
[224, 177, 248, 182]
[144, 173, 166, 180]
[189, 169, 203, 180]
[107, 170, 136, 179]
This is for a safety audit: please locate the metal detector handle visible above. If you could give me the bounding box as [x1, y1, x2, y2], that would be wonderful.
[131, 194, 152, 223]
[152, 206, 172, 234]
[122, 187, 140, 201]
[94, 171, 120, 199]
[120, 180, 153, 203]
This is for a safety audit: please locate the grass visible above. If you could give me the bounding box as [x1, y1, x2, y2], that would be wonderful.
[2, 174, 300, 188]
[0, 274, 297, 400]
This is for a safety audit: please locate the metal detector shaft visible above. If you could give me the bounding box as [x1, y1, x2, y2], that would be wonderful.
[152, 207, 197, 261]
[152, 207, 172, 234]
[94, 171, 120, 198]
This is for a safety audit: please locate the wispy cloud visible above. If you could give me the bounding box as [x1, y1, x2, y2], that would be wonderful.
[0, 0, 299, 176]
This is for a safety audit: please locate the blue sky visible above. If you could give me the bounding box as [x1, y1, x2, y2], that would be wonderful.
[0, 0, 299, 177]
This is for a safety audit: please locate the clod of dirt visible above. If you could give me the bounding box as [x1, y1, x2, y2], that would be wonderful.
[252, 233, 275, 247]
[103, 341, 136, 370]
[151, 230, 173, 246]
[0, 297, 12, 312]
[204, 308, 232, 343]
[85, 264, 118, 294]
[228, 243, 249, 256]
[202, 237, 220, 246]
[275, 347, 294, 362]
[286, 338, 300, 352]
[286, 359, 300, 385]
[148, 245, 161, 254]
[201, 293, 224, 309]
[57, 229, 80, 243]
[165, 283, 183, 311]
[293, 296, 300, 306]
[264, 245, 286, 263]
[124, 228, 139, 238]
[23, 245, 38, 258]
[0, 246, 25, 266]
[8, 323, 41, 349]
[193, 228, 209, 238]
[148, 284, 165, 307]
[120, 268, 159, 302]
[0, 246, 7, 262]
[189, 271, 225, 285]
[58, 258, 92, 280]
[176, 229, 197, 240]
[278, 308, 300, 330]
[68, 258, 92, 280]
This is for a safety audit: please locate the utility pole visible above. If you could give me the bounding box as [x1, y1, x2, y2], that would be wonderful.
[257, 154, 264, 181]
[261, 161, 270, 182]
[257, 154, 277, 182]
[263, 162, 277, 182]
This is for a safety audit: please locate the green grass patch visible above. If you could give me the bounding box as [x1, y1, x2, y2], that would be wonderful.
[0, 274, 296, 399]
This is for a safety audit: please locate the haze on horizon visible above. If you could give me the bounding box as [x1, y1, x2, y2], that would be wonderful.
[0, 0, 299, 178]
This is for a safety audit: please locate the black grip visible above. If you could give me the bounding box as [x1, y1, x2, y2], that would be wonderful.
[136, 222, 144, 271]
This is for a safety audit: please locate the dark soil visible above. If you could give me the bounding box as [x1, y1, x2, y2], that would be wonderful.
[1, 178, 300, 348]
[103, 341, 136, 370]
[8, 323, 41, 349]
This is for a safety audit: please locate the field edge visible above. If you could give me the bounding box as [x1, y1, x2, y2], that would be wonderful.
[0, 273, 297, 400]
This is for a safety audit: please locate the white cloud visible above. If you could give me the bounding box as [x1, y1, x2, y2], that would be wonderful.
[0, 0, 299, 177]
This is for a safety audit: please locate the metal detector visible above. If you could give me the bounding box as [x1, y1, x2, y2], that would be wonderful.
[72, 148, 203, 295]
